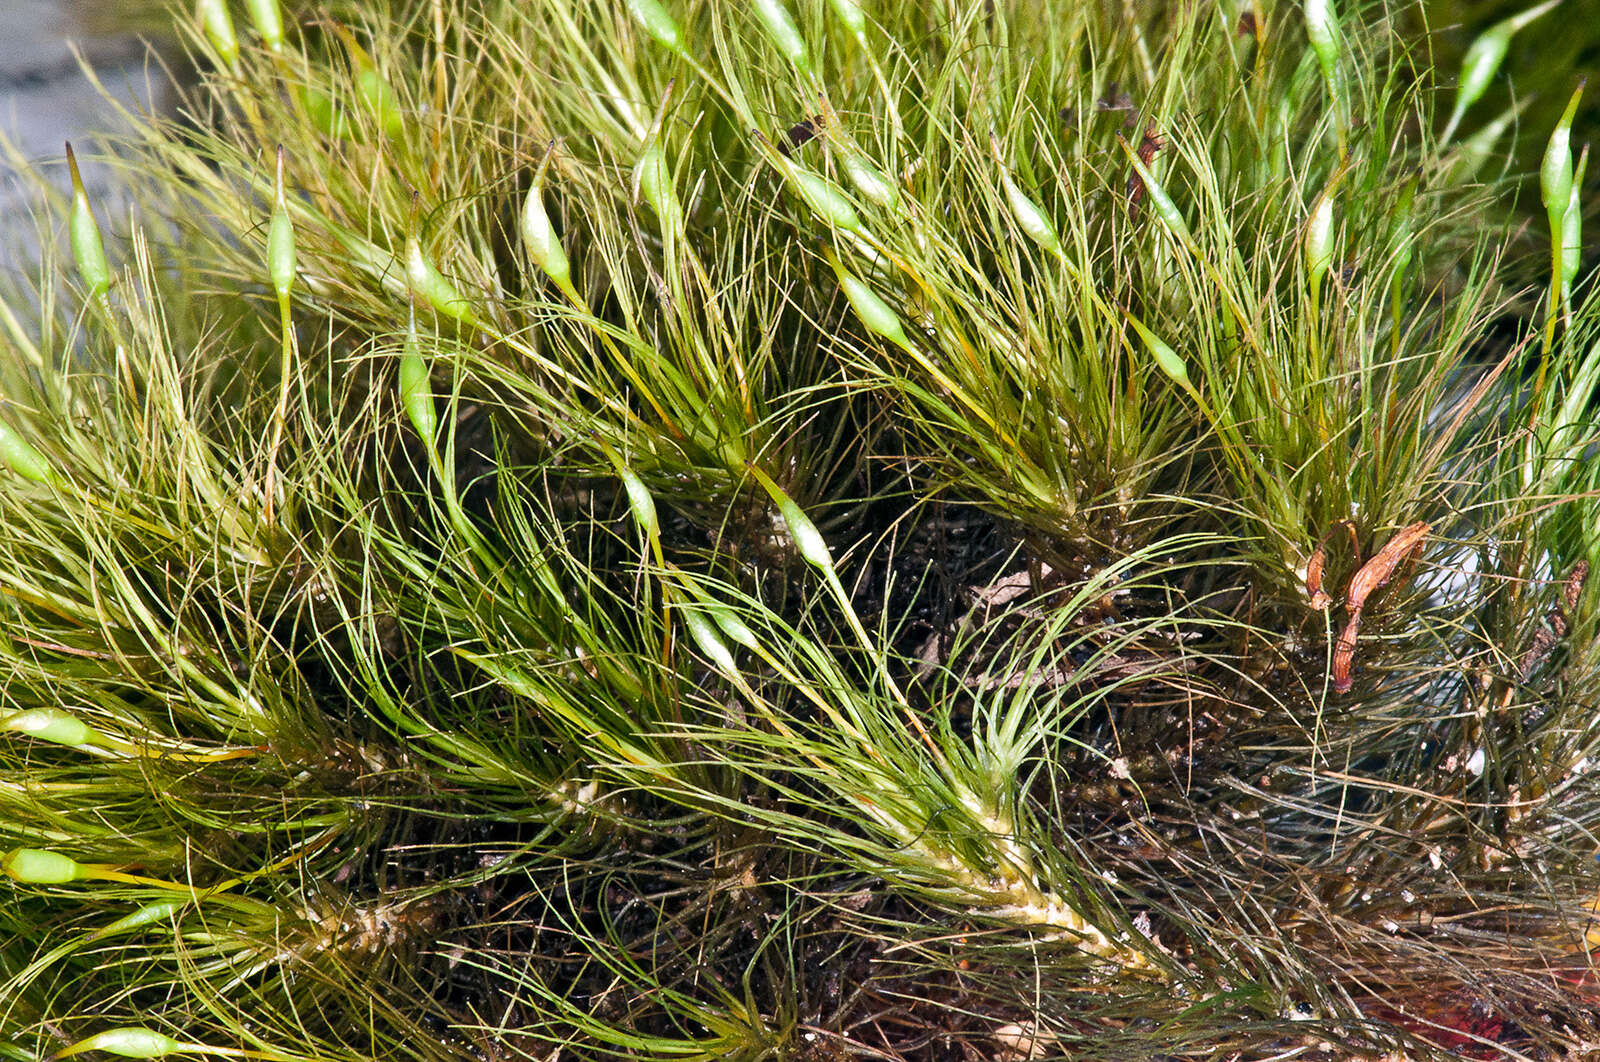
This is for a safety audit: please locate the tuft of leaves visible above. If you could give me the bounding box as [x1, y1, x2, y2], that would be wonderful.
[1, 1, 1599, 1060]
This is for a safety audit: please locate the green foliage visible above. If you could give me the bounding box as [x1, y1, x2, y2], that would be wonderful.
[2, 0, 1600, 1059]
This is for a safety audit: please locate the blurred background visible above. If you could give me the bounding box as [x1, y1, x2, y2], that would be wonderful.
[0, 0, 165, 251]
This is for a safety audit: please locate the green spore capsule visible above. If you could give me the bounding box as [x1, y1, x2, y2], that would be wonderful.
[268, 146, 296, 301]
[53, 1028, 185, 1060]
[1542, 80, 1586, 231]
[835, 266, 911, 351]
[245, 0, 284, 53]
[91, 900, 184, 939]
[2, 847, 87, 884]
[791, 168, 862, 233]
[196, 0, 239, 67]
[634, 141, 683, 240]
[1443, 0, 1560, 141]
[1304, 0, 1341, 88]
[998, 161, 1062, 258]
[1542, 79, 1586, 333]
[328, 25, 406, 140]
[753, 0, 812, 78]
[399, 305, 437, 444]
[65, 143, 112, 299]
[1386, 178, 1417, 281]
[1304, 184, 1335, 295]
[2, 707, 96, 748]
[826, 0, 868, 38]
[839, 149, 898, 209]
[708, 604, 758, 649]
[1122, 137, 1192, 242]
[1449, 101, 1522, 183]
[302, 86, 351, 139]
[355, 66, 406, 139]
[522, 152, 577, 299]
[0, 414, 60, 486]
[619, 465, 659, 544]
[1127, 314, 1193, 391]
[1304, 0, 1349, 143]
[681, 607, 737, 673]
[627, 0, 686, 56]
[1561, 145, 1587, 297]
[746, 462, 833, 573]
[406, 234, 476, 325]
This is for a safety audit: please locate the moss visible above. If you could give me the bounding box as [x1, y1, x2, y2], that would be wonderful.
[1, 1, 1599, 1059]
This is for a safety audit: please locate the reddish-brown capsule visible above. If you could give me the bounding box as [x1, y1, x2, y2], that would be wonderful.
[1330, 521, 1430, 692]
[1126, 126, 1165, 219]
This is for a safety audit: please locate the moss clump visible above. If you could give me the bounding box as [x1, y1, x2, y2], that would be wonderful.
[2, 1, 1599, 1059]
